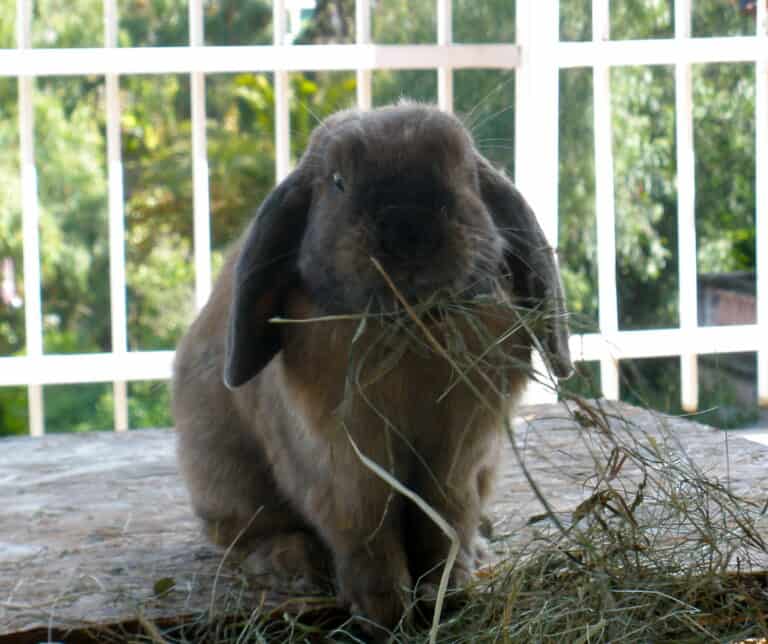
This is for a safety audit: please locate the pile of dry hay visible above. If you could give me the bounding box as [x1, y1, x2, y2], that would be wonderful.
[125, 282, 768, 644]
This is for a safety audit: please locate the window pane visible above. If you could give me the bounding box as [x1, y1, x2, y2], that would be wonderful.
[454, 0, 514, 43]
[559, 68, 598, 332]
[619, 356, 681, 414]
[692, 0, 757, 37]
[122, 74, 194, 351]
[372, 70, 437, 105]
[118, 0, 187, 47]
[560, 361, 601, 399]
[32, 0, 103, 47]
[619, 354, 759, 429]
[0, 79, 25, 356]
[612, 65, 678, 330]
[0, 387, 28, 436]
[698, 352, 759, 428]
[455, 69, 514, 174]
[35, 77, 110, 355]
[0, 0, 16, 47]
[693, 63, 756, 323]
[290, 71, 356, 158]
[45, 382, 113, 433]
[205, 0, 272, 46]
[372, 0, 434, 44]
[698, 272, 756, 326]
[610, 0, 673, 40]
[206, 73, 276, 257]
[129, 380, 171, 429]
[294, 0, 353, 44]
[560, 0, 592, 42]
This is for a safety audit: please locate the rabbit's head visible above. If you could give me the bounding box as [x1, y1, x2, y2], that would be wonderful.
[224, 103, 572, 388]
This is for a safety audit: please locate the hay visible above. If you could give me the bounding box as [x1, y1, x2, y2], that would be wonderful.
[128, 273, 767, 643]
[426, 395, 768, 643]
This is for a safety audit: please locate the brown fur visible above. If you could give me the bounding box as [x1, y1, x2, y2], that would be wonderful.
[173, 103, 572, 633]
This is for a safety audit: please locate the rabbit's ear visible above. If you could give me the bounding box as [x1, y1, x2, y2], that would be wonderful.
[476, 156, 574, 379]
[224, 170, 312, 389]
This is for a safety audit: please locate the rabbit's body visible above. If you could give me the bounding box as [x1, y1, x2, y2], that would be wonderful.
[174, 103, 572, 631]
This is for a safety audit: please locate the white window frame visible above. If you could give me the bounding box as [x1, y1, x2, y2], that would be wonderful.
[0, 1, 766, 434]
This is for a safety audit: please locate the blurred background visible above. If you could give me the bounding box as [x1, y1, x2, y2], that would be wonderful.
[0, 0, 762, 434]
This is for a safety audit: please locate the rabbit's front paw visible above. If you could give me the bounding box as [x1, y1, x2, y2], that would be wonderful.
[337, 553, 412, 633]
[243, 531, 331, 593]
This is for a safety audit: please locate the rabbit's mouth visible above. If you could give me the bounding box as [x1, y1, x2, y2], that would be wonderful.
[371, 249, 503, 299]
[301, 243, 506, 316]
[360, 268, 502, 315]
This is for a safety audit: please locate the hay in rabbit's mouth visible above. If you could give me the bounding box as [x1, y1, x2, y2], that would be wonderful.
[262, 263, 768, 642]
[152, 264, 768, 643]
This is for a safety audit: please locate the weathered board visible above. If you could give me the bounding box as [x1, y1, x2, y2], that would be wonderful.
[2, 401, 767, 642]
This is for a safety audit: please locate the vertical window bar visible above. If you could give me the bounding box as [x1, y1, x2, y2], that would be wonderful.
[190, 0, 212, 310]
[104, 0, 129, 431]
[675, 0, 699, 412]
[592, 0, 620, 400]
[16, 0, 44, 436]
[355, 0, 372, 110]
[515, 2, 559, 242]
[437, 0, 453, 112]
[757, 0, 768, 406]
[515, 2, 560, 402]
[274, 0, 291, 181]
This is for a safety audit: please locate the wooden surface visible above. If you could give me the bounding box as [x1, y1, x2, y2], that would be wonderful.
[2, 401, 767, 640]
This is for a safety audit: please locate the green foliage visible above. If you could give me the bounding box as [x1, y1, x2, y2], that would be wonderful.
[692, 0, 757, 36]
[35, 77, 111, 353]
[611, 0, 673, 40]
[294, 0, 354, 44]
[0, 387, 27, 436]
[694, 63, 756, 274]
[0, 0, 761, 434]
[620, 355, 760, 429]
[372, 0, 434, 44]
[559, 67, 598, 330]
[612, 65, 679, 330]
[129, 380, 172, 429]
[560, 0, 591, 41]
[44, 383, 113, 433]
[203, 0, 272, 46]
[290, 71, 357, 156]
[373, 69, 437, 105]
[454, 1, 514, 43]
[0, 79, 24, 356]
[32, 0, 103, 47]
[118, 0, 189, 47]
[0, 0, 15, 48]
[455, 70, 515, 174]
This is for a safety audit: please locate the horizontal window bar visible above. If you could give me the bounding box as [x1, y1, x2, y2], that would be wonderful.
[0, 44, 521, 77]
[574, 325, 763, 362]
[558, 36, 768, 68]
[0, 324, 762, 387]
[0, 352, 175, 386]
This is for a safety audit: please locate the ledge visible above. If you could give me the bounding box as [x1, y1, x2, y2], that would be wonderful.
[1, 402, 767, 642]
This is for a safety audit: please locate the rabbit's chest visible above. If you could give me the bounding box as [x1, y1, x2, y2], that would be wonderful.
[279, 290, 530, 443]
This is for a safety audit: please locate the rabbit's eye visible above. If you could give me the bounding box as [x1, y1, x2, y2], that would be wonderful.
[332, 172, 345, 192]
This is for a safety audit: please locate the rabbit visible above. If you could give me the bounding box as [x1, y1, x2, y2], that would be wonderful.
[173, 102, 573, 634]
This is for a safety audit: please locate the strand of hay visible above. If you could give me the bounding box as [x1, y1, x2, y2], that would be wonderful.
[345, 430, 459, 644]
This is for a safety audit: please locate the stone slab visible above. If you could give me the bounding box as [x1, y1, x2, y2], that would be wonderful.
[1, 401, 767, 640]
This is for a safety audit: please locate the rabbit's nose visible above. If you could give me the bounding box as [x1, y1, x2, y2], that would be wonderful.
[375, 206, 443, 259]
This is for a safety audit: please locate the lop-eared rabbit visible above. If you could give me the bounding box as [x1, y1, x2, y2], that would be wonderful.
[174, 103, 572, 633]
